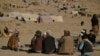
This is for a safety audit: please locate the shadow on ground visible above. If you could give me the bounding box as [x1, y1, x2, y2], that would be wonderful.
[0, 46, 9, 50]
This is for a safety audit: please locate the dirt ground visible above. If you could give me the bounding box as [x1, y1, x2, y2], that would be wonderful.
[0, 0, 100, 56]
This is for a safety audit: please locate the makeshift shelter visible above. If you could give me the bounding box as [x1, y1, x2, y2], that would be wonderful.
[38, 15, 53, 23]
[38, 12, 54, 23]
[30, 14, 39, 22]
[53, 16, 63, 22]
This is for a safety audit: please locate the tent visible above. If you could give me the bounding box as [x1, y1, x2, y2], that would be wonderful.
[39, 15, 53, 23]
[53, 16, 63, 22]
[30, 14, 39, 22]
[38, 12, 53, 23]
[38, 15, 63, 23]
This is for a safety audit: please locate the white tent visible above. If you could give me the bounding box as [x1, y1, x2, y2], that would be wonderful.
[39, 15, 53, 23]
[51, 16, 63, 22]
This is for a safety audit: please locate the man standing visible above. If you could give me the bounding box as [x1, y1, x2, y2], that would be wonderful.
[91, 14, 99, 36]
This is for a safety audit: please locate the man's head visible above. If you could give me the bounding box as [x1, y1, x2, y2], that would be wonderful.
[81, 33, 88, 39]
[89, 29, 94, 34]
[64, 30, 70, 36]
[35, 30, 42, 37]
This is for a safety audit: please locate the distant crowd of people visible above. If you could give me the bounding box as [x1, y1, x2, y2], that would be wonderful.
[1, 14, 99, 56]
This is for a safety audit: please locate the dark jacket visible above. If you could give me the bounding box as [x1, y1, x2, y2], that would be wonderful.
[42, 35, 56, 54]
[88, 34, 96, 44]
[78, 39, 93, 54]
[84, 40, 93, 52]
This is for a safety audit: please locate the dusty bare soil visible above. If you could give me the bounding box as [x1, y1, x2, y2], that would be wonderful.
[0, 0, 100, 56]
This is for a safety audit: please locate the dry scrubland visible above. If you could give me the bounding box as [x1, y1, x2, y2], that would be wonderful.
[0, 0, 100, 56]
